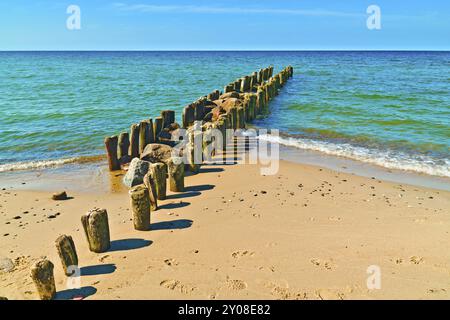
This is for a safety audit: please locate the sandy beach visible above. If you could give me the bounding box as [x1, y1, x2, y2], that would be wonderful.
[1, 157, 449, 300]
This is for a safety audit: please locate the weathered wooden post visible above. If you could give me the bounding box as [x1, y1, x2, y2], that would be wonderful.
[81, 208, 110, 253]
[187, 130, 201, 173]
[129, 123, 140, 159]
[139, 120, 150, 155]
[237, 107, 245, 129]
[143, 172, 158, 211]
[150, 163, 167, 200]
[129, 184, 151, 231]
[153, 116, 163, 141]
[168, 157, 185, 192]
[224, 84, 234, 93]
[55, 235, 78, 276]
[161, 110, 175, 128]
[240, 76, 250, 92]
[30, 259, 56, 300]
[104, 136, 120, 171]
[182, 105, 195, 128]
[118, 132, 130, 163]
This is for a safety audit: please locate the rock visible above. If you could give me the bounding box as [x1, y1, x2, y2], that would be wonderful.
[52, 191, 68, 201]
[0, 257, 14, 273]
[219, 92, 240, 100]
[211, 106, 227, 121]
[219, 98, 244, 112]
[123, 158, 151, 188]
[140, 143, 173, 165]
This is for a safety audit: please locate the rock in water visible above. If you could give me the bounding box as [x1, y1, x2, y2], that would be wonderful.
[140, 143, 173, 164]
[123, 158, 151, 188]
[52, 191, 68, 201]
[30, 259, 56, 300]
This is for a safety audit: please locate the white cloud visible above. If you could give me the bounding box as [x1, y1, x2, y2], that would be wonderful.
[112, 2, 362, 17]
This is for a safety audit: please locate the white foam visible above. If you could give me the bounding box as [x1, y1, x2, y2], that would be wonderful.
[258, 134, 450, 178]
[0, 158, 79, 173]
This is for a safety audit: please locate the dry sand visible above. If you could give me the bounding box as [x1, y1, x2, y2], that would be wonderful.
[0, 158, 449, 300]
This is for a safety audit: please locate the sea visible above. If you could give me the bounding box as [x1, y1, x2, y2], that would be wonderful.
[0, 51, 449, 178]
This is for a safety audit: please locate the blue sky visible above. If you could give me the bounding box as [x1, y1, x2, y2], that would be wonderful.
[0, 0, 449, 50]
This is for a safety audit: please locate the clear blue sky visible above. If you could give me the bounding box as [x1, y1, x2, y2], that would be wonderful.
[0, 0, 449, 50]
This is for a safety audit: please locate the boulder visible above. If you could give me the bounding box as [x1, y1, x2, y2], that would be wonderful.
[219, 98, 244, 112]
[219, 92, 240, 100]
[52, 191, 68, 201]
[0, 257, 14, 273]
[123, 158, 151, 188]
[140, 143, 173, 164]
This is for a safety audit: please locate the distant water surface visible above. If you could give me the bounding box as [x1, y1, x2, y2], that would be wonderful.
[0, 51, 449, 177]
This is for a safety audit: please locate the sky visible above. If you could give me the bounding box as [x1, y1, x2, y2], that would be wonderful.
[0, 0, 449, 50]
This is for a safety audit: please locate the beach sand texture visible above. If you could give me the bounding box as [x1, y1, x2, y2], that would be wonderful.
[1, 159, 449, 300]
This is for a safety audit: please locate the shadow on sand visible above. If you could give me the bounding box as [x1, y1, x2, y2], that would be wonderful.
[151, 219, 193, 231]
[109, 238, 152, 252]
[55, 286, 97, 300]
[80, 263, 117, 276]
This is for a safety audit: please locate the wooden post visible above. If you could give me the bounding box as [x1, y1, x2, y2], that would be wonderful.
[129, 123, 140, 159]
[168, 158, 185, 192]
[139, 120, 150, 155]
[150, 163, 167, 200]
[104, 136, 120, 171]
[143, 172, 158, 211]
[237, 107, 245, 129]
[129, 184, 151, 231]
[55, 235, 78, 276]
[118, 132, 130, 163]
[153, 116, 163, 142]
[81, 208, 110, 253]
[161, 110, 175, 128]
[30, 259, 56, 300]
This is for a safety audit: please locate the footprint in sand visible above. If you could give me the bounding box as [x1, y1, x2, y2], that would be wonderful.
[410, 256, 424, 265]
[160, 279, 195, 294]
[328, 216, 342, 222]
[310, 258, 335, 270]
[264, 281, 307, 300]
[315, 289, 345, 300]
[164, 258, 179, 267]
[226, 279, 247, 291]
[231, 250, 255, 259]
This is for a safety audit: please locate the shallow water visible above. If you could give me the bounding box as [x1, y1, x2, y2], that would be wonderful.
[0, 51, 449, 177]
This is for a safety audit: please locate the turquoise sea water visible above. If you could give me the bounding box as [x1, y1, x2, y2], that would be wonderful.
[0, 51, 449, 177]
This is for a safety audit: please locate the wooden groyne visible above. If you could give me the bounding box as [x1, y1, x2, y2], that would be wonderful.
[104, 65, 294, 172]
[27, 66, 293, 299]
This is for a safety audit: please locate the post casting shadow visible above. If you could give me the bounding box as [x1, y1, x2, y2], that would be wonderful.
[109, 238, 152, 252]
[158, 201, 190, 209]
[198, 167, 224, 173]
[151, 219, 193, 231]
[55, 286, 97, 300]
[166, 191, 201, 200]
[185, 184, 215, 192]
[80, 264, 116, 276]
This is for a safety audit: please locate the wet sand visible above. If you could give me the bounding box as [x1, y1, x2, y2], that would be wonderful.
[1, 158, 449, 300]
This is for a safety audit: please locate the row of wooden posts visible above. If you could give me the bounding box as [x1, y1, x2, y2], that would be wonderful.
[28, 65, 294, 300]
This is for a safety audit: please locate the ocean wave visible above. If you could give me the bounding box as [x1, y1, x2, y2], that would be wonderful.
[0, 155, 105, 173]
[258, 134, 450, 178]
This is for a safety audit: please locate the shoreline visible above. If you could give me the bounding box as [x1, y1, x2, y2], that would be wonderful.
[1, 157, 449, 300]
[1, 141, 449, 193]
